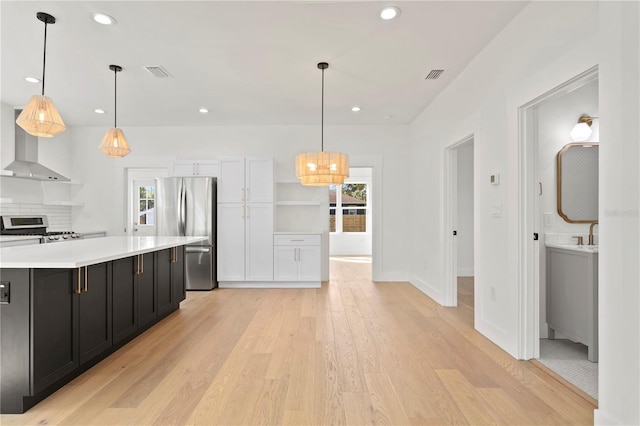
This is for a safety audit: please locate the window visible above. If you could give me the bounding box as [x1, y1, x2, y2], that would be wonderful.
[137, 185, 155, 226]
[329, 183, 368, 233]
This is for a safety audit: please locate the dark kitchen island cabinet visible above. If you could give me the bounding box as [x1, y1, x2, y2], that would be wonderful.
[157, 246, 186, 317]
[0, 238, 197, 414]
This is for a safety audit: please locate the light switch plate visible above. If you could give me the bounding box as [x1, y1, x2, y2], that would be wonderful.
[544, 212, 553, 227]
[0, 281, 9, 304]
[491, 203, 503, 217]
[490, 173, 500, 185]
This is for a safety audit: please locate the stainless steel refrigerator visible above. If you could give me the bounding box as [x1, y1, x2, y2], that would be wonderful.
[156, 177, 217, 290]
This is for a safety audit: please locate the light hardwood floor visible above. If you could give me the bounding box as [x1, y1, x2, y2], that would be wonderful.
[2, 260, 595, 425]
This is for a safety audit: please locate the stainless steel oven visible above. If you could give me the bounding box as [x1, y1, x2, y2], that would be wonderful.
[0, 215, 84, 243]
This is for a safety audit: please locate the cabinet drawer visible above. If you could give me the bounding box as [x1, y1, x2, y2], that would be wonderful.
[274, 234, 320, 246]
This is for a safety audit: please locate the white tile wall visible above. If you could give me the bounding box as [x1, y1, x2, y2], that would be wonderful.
[0, 203, 72, 231]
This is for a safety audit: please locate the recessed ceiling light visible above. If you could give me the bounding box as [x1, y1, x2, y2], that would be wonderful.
[24, 77, 40, 84]
[94, 109, 106, 114]
[199, 108, 209, 114]
[351, 106, 361, 112]
[383, 115, 394, 120]
[92, 12, 116, 25]
[380, 6, 401, 20]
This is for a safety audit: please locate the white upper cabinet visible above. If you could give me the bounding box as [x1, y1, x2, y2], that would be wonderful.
[245, 157, 273, 203]
[171, 161, 220, 177]
[218, 157, 273, 203]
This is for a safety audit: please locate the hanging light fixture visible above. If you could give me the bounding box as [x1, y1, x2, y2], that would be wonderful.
[296, 62, 349, 186]
[99, 65, 131, 158]
[16, 12, 66, 137]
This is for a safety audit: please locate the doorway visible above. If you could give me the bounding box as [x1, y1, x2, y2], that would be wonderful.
[444, 135, 475, 308]
[125, 168, 167, 236]
[518, 66, 598, 400]
[329, 167, 373, 258]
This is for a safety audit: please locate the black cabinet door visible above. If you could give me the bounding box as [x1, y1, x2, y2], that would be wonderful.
[32, 269, 79, 393]
[157, 249, 173, 317]
[112, 257, 137, 345]
[137, 252, 157, 329]
[172, 246, 186, 306]
[78, 263, 112, 365]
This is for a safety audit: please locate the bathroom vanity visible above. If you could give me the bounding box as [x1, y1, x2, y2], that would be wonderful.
[546, 244, 598, 362]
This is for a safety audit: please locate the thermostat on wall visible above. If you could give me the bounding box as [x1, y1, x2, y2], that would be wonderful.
[490, 173, 500, 185]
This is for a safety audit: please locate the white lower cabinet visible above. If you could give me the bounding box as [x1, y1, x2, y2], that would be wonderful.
[217, 203, 273, 282]
[274, 234, 321, 285]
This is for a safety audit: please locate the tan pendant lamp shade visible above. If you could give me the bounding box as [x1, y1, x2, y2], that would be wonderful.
[99, 128, 130, 158]
[296, 151, 349, 186]
[16, 95, 66, 137]
[296, 62, 349, 186]
[99, 65, 131, 158]
[16, 12, 66, 137]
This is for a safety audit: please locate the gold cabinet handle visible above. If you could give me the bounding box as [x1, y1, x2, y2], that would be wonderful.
[75, 268, 82, 294]
[140, 254, 144, 274]
[83, 266, 88, 292]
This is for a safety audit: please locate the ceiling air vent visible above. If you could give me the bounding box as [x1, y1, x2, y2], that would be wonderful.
[143, 65, 171, 78]
[425, 69, 444, 80]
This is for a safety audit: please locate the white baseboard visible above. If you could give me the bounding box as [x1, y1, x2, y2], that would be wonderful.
[593, 408, 622, 425]
[219, 281, 320, 289]
[408, 274, 443, 305]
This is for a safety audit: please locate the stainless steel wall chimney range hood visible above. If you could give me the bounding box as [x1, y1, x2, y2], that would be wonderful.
[3, 109, 70, 181]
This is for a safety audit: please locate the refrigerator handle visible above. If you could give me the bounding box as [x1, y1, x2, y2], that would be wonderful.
[179, 180, 186, 236]
[183, 183, 188, 236]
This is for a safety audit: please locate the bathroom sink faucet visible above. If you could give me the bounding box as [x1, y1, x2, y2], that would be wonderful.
[588, 221, 598, 245]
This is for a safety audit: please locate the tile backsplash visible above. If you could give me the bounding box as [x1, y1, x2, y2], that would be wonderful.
[0, 203, 72, 231]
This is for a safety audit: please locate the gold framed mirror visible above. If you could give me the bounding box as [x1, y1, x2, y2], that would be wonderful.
[557, 142, 599, 223]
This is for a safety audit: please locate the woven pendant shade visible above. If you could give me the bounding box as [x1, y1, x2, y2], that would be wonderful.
[99, 128, 130, 158]
[16, 12, 66, 138]
[99, 65, 130, 158]
[296, 62, 349, 186]
[296, 151, 349, 186]
[16, 95, 66, 137]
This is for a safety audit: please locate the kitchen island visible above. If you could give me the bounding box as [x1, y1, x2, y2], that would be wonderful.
[0, 236, 207, 414]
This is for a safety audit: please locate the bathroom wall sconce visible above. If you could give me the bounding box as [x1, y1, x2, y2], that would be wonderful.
[570, 114, 598, 142]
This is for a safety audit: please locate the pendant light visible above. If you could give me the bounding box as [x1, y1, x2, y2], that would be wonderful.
[99, 65, 131, 158]
[296, 62, 349, 186]
[16, 12, 66, 137]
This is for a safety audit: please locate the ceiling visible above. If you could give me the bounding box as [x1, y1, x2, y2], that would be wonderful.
[1, 1, 528, 127]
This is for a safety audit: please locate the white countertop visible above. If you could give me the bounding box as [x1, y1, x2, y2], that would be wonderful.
[546, 243, 599, 253]
[0, 236, 208, 268]
[0, 235, 43, 243]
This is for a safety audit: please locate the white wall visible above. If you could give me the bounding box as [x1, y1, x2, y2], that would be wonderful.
[595, 2, 640, 424]
[408, 1, 639, 424]
[409, 1, 600, 350]
[456, 142, 474, 276]
[68, 124, 410, 282]
[536, 79, 599, 337]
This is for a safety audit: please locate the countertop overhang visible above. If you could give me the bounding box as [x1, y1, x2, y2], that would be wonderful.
[0, 236, 208, 268]
[545, 243, 599, 253]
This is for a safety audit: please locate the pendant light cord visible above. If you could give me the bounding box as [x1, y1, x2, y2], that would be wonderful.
[114, 69, 118, 128]
[41, 21, 48, 96]
[321, 66, 324, 153]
